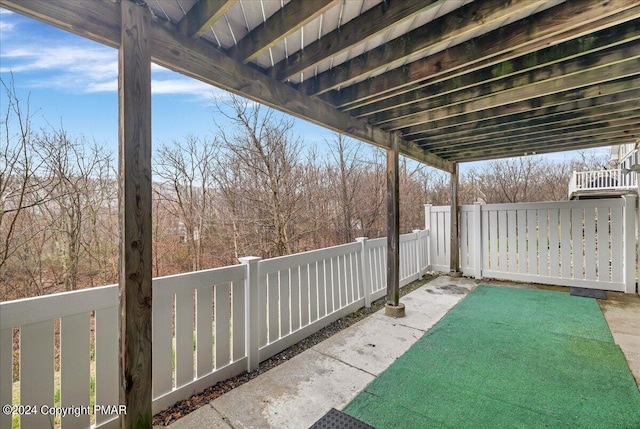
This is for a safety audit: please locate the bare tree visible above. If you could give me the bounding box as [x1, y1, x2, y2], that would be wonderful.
[40, 129, 115, 291]
[0, 77, 57, 298]
[325, 133, 366, 243]
[154, 135, 217, 271]
[213, 96, 306, 258]
[399, 158, 431, 233]
[355, 148, 387, 238]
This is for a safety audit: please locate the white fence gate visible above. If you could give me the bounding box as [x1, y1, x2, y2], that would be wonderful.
[426, 196, 637, 293]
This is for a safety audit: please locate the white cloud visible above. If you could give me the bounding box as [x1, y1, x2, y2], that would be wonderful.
[0, 20, 14, 32]
[1, 29, 223, 99]
[0, 9, 17, 37]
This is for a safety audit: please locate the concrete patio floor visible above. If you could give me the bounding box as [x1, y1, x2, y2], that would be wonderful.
[160, 276, 640, 429]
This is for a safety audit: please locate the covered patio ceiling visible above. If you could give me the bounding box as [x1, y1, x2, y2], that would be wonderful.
[3, 0, 639, 174]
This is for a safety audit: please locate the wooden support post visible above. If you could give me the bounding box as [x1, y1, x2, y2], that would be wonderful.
[450, 162, 460, 275]
[119, 1, 152, 427]
[385, 134, 404, 317]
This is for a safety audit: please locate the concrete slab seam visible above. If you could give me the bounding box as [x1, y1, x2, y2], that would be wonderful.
[309, 348, 379, 378]
[210, 404, 236, 429]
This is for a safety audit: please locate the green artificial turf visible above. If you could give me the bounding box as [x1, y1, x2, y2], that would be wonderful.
[344, 285, 640, 428]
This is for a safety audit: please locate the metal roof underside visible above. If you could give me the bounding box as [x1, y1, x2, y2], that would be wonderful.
[3, 0, 639, 173]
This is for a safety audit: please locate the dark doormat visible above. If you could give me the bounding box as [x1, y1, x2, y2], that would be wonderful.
[570, 287, 607, 300]
[310, 408, 375, 429]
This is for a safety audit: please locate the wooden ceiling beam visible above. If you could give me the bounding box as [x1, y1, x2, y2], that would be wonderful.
[416, 100, 640, 146]
[372, 44, 640, 127]
[227, 0, 337, 64]
[380, 57, 640, 131]
[178, 0, 236, 39]
[350, 21, 640, 119]
[322, 1, 640, 108]
[400, 84, 640, 138]
[297, 0, 551, 94]
[447, 133, 638, 163]
[411, 94, 640, 141]
[269, 0, 443, 81]
[0, 0, 453, 173]
[430, 116, 640, 156]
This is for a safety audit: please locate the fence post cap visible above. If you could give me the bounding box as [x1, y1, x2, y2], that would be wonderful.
[355, 237, 368, 242]
[239, 256, 262, 263]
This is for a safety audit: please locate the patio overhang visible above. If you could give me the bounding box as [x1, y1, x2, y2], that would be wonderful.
[4, 0, 639, 166]
[1, 0, 639, 427]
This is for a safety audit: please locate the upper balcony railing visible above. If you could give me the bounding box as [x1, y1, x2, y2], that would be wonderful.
[568, 169, 637, 199]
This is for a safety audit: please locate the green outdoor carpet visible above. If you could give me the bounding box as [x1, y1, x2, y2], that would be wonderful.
[344, 285, 640, 429]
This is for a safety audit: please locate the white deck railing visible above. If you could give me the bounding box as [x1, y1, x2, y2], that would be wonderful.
[568, 169, 637, 199]
[0, 230, 429, 429]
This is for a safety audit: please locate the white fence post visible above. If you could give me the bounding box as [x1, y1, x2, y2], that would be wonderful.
[240, 256, 262, 371]
[413, 229, 423, 277]
[473, 202, 483, 279]
[424, 204, 432, 271]
[424, 204, 432, 231]
[622, 195, 637, 294]
[356, 237, 372, 307]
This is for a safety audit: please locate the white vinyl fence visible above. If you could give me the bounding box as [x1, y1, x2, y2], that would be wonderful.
[426, 196, 637, 293]
[0, 230, 428, 429]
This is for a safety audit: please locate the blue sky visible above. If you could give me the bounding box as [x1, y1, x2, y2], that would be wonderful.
[0, 9, 334, 158]
[0, 8, 606, 172]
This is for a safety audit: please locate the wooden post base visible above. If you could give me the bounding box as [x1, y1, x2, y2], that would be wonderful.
[385, 303, 406, 318]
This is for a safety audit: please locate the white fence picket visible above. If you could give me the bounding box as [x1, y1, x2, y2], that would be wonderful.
[611, 204, 624, 284]
[94, 304, 118, 427]
[152, 291, 173, 397]
[279, 269, 291, 338]
[330, 257, 339, 311]
[175, 289, 194, 388]
[0, 328, 11, 429]
[61, 313, 91, 429]
[560, 209, 571, 279]
[196, 287, 213, 376]
[267, 271, 279, 344]
[290, 266, 301, 332]
[507, 210, 517, 273]
[308, 262, 318, 323]
[460, 212, 470, 271]
[232, 280, 246, 362]
[584, 207, 597, 281]
[549, 209, 560, 278]
[299, 264, 310, 326]
[527, 209, 537, 275]
[571, 207, 583, 279]
[215, 283, 231, 369]
[20, 321, 54, 428]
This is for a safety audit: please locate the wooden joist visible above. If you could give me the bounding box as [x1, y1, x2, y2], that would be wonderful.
[322, 0, 640, 107]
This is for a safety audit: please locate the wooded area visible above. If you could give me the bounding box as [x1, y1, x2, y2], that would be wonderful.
[0, 79, 607, 302]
